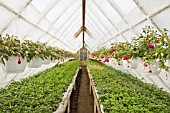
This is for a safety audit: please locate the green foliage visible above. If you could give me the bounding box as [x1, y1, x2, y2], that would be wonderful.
[87, 61, 170, 113]
[0, 60, 79, 112]
[0, 34, 22, 65]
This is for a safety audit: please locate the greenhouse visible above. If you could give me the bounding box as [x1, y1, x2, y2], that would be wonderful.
[0, 0, 170, 113]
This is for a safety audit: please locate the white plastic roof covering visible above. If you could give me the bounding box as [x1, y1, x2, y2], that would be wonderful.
[0, 0, 170, 92]
[0, 0, 169, 52]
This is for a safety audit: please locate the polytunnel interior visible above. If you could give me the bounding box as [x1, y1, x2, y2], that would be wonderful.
[0, 0, 170, 113]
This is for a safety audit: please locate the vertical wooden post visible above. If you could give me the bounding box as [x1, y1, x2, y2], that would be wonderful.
[82, 0, 86, 48]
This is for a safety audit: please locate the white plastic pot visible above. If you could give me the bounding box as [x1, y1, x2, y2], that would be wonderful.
[165, 60, 170, 76]
[28, 57, 42, 68]
[43, 58, 51, 64]
[117, 59, 123, 66]
[1, 56, 26, 73]
[51, 59, 56, 63]
[123, 59, 138, 69]
[17, 57, 27, 73]
[165, 60, 170, 67]
[138, 59, 161, 75]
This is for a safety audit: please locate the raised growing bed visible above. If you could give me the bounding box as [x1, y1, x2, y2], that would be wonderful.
[0, 60, 79, 112]
[87, 60, 170, 113]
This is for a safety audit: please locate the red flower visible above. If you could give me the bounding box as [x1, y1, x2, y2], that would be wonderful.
[38, 51, 42, 54]
[147, 44, 154, 49]
[104, 57, 109, 62]
[18, 57, 21, 64]
[155, 39, 159, 43]
[123, 55, 130, 60]
[9, 43, 13, 47]
[54, 56, 58, 60]
[109, 49, 114, 54]
[146, 37, 149, 40]
[0, 40, 3, 43]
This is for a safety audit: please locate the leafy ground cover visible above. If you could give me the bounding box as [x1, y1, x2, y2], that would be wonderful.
[0, 60, 79, 112]
[87, 61, 170, 113]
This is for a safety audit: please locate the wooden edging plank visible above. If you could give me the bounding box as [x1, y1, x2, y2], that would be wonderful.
[54, 67, 80, 113]
[87, 67, 104, 113]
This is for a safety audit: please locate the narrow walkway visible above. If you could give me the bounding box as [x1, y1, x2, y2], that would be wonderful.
[70, 66, 94, 113]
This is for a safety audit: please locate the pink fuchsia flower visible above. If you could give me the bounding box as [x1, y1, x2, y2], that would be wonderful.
[149, 70, 152, 73]
[97, 59, 102, 62]
[147, 44, 154, 49]
[155, 39, 159, 43]
[104, 57, 109, 62]
[146, 37, 149, 40]
[123, 55, 130, 60]
[109, 49, 114, 54]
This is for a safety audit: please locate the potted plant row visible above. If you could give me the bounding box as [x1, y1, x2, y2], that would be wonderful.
[91, 26, 170, 77]
[0, 34, 76, 73]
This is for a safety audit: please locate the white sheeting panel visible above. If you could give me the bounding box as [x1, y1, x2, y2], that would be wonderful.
[24, 28, 45, 42]
[132, 20, 156, 35]
[122, 30, 137, 42]
[0, 6, 15, 32]
[48, 27, 57, 36]
[152, 7, 170, 34]
[21, 4, 43, 25]
[1, 0, 30, 13]
[124, 7, 145, 26]
[3, 18, 34, 40]
[38, 18, 51, 31]
[31, 0, 57, 13]
[134, 0, 170, 15]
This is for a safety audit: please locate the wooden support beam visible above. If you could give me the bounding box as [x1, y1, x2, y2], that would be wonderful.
[82, 0, 86, 48]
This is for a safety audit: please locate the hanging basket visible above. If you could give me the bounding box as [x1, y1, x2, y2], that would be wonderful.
[43, 58, 51, 64]
[117, 59, 123, 66]
[51, 59, 56, 63]
[123, 59, 138, 69]
[138, 59, 161, 75]
[28, 57, 42, 68]
[51, 58, 59, 63]
[1, 56, 26, 73]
